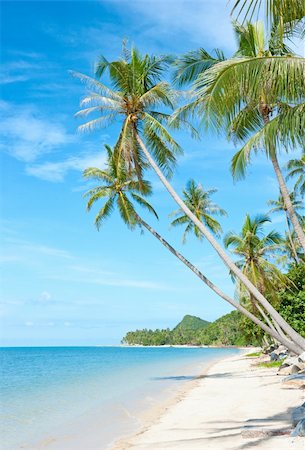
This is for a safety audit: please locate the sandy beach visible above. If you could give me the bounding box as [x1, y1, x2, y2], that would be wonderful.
[111, 351, 304, 450]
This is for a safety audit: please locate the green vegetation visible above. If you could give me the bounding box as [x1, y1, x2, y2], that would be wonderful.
[278, 264, 305, 338]
[122, 315, 210, 346]
[258, 360, 284, 368]
[122, 311, 255, 346]
[245, 352, 262, 357]
[76, 1, 305, 355]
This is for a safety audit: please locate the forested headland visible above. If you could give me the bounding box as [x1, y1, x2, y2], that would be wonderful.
[122, 264, 305, 347]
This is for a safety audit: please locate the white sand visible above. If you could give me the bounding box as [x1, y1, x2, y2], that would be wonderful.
[111, 352, 304, 450]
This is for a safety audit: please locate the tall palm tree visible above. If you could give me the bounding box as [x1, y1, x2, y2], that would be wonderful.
[73, 45, 305, 352]
[171, 179, 227, 242]
[268, 192, 304, 263]
[175, 20, 305, 253]
[84, 145, 296, 351]
[286, 154, 305, 197]
[224, 214, 288, 334]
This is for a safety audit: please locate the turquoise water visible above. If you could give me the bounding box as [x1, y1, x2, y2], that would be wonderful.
[0, 346, 240, 450]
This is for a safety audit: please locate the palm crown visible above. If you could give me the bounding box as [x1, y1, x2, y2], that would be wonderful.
[171, 179, 227, 242]
[224, 214, 286, 302]
[72, 45, 197, 183]
[268, 192, 304, 218]
[174, 21, 305, 178]
[83, 145, 158, 230]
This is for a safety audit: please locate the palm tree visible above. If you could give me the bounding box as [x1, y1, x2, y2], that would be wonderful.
[84, 145, 296, 351]
[175, 20, 305, 253]
[224, 214, 288, 335]
[268, 192, 304, 263]
[73, 45, 305, 353]
[171, 179, 227, 242]
[278, 231, 305, 265]
[286, 154, 305, 197]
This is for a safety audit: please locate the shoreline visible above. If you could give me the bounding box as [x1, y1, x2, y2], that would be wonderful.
[110, 350, 304, 450]
[109, 349, 248, 450]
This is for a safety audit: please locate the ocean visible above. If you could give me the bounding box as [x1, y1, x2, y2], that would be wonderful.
[0, 346, 241, 450]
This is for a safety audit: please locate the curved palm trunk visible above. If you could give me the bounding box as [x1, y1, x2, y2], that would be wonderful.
[271, 154, 305, 253]
[136, 133, 305, 351]
[135, 214, 302, 354]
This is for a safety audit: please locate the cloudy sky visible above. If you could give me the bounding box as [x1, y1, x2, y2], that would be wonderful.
[1, 0, 303, 346]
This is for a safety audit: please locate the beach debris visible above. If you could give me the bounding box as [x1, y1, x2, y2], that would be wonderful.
[291, 418, 305, 437]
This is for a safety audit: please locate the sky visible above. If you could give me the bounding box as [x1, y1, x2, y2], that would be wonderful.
[1, 0, 304, 346]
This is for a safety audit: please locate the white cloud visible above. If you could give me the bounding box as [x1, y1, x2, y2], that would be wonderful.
[48, 264, 172, 290]
[4, 237, 72, 260]
[26, 151, 106, 182]
[112, 0, 236, 52]
[0, 102, 75, 162]
[0, 74, 30, 84]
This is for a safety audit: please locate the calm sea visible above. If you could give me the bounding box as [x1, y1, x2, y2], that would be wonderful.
[0, 346, 241, 450]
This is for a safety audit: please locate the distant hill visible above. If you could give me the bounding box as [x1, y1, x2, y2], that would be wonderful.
[121, 313, 253, 346]
[174, 315, 210, 332]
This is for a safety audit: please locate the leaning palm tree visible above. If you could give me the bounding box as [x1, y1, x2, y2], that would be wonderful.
[171, 179, 227, 242]
[224, 214, 288, 335]
[73, 45, 305, 352]
[268, 192, 304, 264]
[84, 145, 297, 351]
[286, 154, 305, 197]
[175, 20, 305, 253]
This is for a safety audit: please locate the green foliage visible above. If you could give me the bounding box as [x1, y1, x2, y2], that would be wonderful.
[121, 312, 260, 346]
[174, 314, 210, 331]
[83, 145, 158, 230]
[278, 264, 305, 337]
[171, 180, 227, 243]
[258, 360, 283, 368]
[245, 351, 262, 357]
[199, 310, 257, 346]
[224, 213, 287, 305]
[286, 155, 305, 197]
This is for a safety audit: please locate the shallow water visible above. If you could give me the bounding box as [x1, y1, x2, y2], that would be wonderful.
[0, 346, 241, 449]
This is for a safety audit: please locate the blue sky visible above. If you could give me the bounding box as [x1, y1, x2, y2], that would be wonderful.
[1, 0, 303, 346]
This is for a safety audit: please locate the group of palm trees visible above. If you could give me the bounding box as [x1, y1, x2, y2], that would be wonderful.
[72, 0, 305, 354]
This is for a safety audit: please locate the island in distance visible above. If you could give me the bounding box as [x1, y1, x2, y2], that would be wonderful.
[121, 312, 260, 346]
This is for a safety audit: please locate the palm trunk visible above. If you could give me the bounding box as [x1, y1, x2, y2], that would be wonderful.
[249, 293, 286, 341]
[136, 133, 305, 352]
[285, 213, 300, 264]
[135, 214, 302, 354]
[271, 154, 305, 253]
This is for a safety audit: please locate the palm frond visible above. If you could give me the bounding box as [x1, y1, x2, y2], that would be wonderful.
[69, 70, 122, 100]
[95, 196, 115, 229]
[131, 193, 159, 219]
[173, 48, 226, 86]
